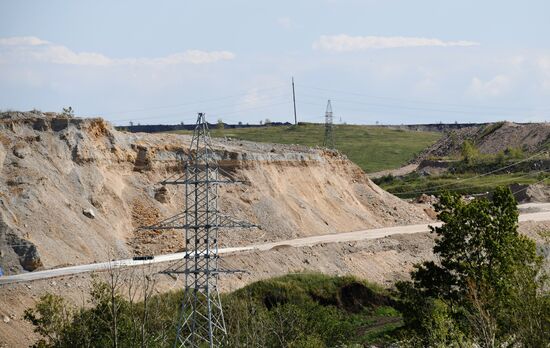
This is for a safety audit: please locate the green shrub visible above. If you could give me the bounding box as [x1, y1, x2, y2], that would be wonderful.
[504, 146, 524, 159]
[461, 140, 478, 164]
[25, 273, 402, 347]
[397, 187, 550, 346]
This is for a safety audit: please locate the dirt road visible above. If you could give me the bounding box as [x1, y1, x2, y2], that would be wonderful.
[2, 208, 549, 285]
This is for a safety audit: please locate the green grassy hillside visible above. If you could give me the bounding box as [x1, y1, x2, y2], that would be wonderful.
[375, 171, 550, 198]
[172, 123, 441, 173]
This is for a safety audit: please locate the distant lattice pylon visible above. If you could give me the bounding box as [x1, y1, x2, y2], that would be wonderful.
[323, 100, 335, 149]
[142, 112, 256, 347]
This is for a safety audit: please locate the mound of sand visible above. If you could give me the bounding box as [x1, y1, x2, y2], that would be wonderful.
[0, 111, 429, 274]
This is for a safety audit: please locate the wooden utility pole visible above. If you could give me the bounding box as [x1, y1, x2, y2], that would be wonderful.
[292, 77, 297, 125]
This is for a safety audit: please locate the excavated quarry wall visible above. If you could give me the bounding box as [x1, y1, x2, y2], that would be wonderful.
[414, 121, 550, 162]
[0, 112, 429, 275]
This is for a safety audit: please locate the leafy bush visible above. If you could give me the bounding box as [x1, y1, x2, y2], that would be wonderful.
[460, 140, 478, 164]
[25, 273, 401, 347]
[61, 107, 74, 117]
[504, 146, 524, 159]
[373, 174, 395, 185]
[397, 187, 550, 346]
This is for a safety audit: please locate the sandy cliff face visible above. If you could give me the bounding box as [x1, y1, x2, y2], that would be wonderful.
[0, 111, 429, 274]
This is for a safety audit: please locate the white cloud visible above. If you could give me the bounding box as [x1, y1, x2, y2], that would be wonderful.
[414, 70, 439, 94]
[276, 16, 292, 30]
[139, 50, 235, 65]
[235, 85, 287, 116]
[469, 74, 512, 97]
[312, 35, 479, 52]
[0, 36, 49, 46]
[240, 88, 265, 109]
[538, 56, 550, 92]
[0, 36, 235, 66]
[539, 57, 550, 71]
[30, 45, 113, 66]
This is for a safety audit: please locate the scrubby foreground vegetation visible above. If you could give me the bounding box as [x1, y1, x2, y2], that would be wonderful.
[24, 273, 401, 347]
[376, 171, 550, 199]
[25, 188, 549, 347]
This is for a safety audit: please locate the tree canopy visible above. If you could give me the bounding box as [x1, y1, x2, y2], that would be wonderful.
[397, 187, 549, 347]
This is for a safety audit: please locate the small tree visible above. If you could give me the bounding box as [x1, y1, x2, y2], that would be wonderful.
[397, 187, 549, 346]
[62, 106, 74, 117]
[461, 140, 478, 164]
[217, 119, 224, 130]
[24, 293, 73, 346]
[504, 146, 524, 159]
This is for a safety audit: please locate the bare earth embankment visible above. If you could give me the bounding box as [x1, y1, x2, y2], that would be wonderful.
[0, 111, 438, 346]
[0, 111, 430, 275]
[415, 121, 550, 161]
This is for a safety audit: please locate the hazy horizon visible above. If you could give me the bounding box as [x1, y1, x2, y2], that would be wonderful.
[1, 1, 549, 126]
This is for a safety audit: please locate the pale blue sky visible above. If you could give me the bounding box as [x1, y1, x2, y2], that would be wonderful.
[1, 0, 549, 125]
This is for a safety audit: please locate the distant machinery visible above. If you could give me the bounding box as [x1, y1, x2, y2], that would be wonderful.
[143, 113, 256, 347]
[323, 100, 335, 149]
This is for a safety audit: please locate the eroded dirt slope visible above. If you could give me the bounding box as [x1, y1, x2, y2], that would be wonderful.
[414, 121, 550, 161]
[0, 111, 429, 274]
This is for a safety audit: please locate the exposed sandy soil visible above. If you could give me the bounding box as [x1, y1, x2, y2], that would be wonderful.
[0, 111, 430, 275]
[525, 183, 550, 203]
[518, 220, 550, 265]
[368, 163, 419, 179]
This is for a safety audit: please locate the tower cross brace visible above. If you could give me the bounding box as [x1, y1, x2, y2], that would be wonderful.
[323, 99, 335, 149]
[142, 113, 256, 348]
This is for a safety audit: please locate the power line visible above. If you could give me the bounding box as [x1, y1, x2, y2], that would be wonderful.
[511, 175, 550, 196]
[112, 92, 290, 121]
[110, 94, 291, 124]
[296, 83, 549, 112]
[89, 84, 288, 117]
[297, 92, 544, 118]
[212, 100, 291, 118]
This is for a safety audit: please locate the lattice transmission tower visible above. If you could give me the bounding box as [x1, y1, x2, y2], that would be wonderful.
[323, 99, 335, 149]
[143, 112, 255, 348]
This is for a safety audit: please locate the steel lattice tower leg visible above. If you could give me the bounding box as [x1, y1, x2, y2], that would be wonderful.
[142, 113, 256, 348]
[323, 100, 335, 149]
[176, 113, 224, 347]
